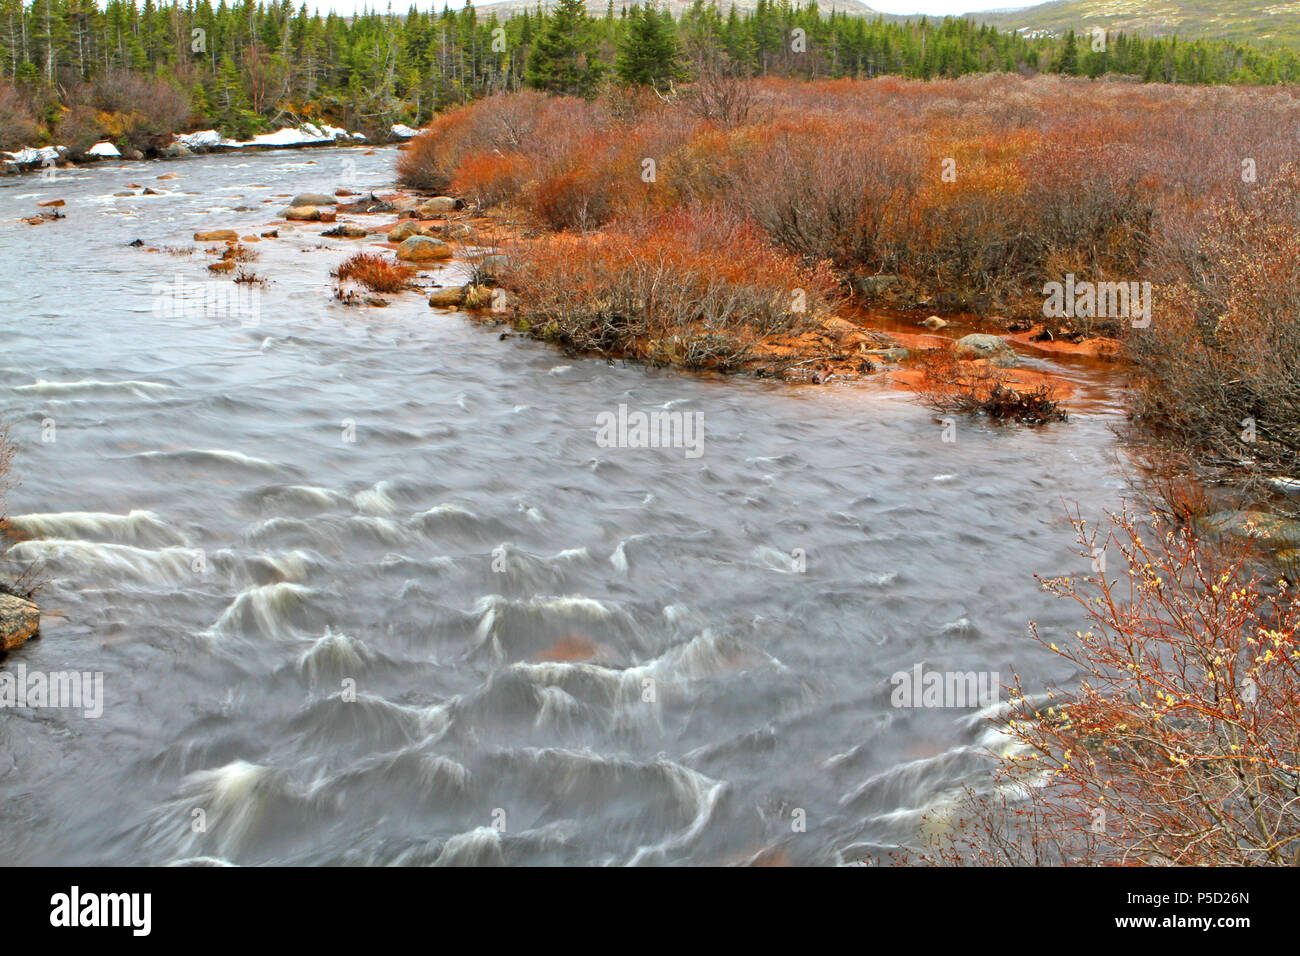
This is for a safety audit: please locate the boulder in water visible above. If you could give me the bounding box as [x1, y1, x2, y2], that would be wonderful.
[386, 221, 423, 242]
[0, 593, 39, 652]
[954, 333, 1017, 367]
[322, 223, 369, 239]
[1197, 511, 1300, 551]
[194, 229, 238, 242]
[396, 236, 452, 262]
[290, 192, 338, 207]
[428, 286, 467, 308]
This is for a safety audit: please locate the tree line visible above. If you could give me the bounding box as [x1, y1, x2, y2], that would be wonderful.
[3, 0, 1298, 151]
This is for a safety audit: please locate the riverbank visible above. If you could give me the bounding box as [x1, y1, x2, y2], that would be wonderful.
[1, 122, 418, 177]
[167, 181, 1120, 413]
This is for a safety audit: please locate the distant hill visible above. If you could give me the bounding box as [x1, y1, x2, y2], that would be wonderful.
[473, 0, 883, 18]
[469, 0, 1300, 48]
[967, 1, 1300, 47]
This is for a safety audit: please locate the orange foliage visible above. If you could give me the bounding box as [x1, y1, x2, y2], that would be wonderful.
[499, 205, 838, 373]
[331, 253, 416, 293]
[450, 150, 529, 208]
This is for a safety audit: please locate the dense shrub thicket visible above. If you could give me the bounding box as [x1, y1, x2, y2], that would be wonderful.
[399, 74, 1300, 478]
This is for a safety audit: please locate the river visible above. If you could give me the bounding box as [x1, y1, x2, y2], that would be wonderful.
[0, 145, 1131, 865]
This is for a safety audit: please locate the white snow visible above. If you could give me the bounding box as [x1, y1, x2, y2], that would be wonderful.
[176, 125, 366, 150]
[2, 145, 66, 165]
[3, 123, 368, 172]
[391, 124, 419, 139]
[177, 129, 235, 150]
[239, 126, 328, 148]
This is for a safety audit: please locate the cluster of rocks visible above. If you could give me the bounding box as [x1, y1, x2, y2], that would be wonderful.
[189, 179, 504, 312]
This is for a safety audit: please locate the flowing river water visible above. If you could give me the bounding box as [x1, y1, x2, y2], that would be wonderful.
[0, 146, 1131, 865]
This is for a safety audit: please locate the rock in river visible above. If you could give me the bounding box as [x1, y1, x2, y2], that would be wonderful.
[953, 333, 1017, 367]
[290, 192, 338, 207]
[1197, 511, 1300, 551]
[386, 221, 424, 242]
[194, 229, 238, 242]
[322, 223, 369, 239]
[0, 593, 39, 652]
[396, 236, 452, 262]
[428, 286, 467, 308]
[284, 205, 323, 221]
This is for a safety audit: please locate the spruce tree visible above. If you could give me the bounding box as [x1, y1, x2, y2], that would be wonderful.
[524, 0, 602, 97]
[1052, 29, 1079, 75]
[616, 2, 682, 90]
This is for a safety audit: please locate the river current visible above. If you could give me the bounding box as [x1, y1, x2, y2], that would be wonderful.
[0, 146, 1130, 865]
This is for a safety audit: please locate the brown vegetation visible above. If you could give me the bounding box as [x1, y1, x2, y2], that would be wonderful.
[399, 73, 1300, 456]
[399, 75, 1299, 317]
[919, 509, 1300, 866]
[0, 83, 39, 151]
[1130, 165, 1300, 498]
[915, 349, 1067, 425]
[331, 253, 417, 294]
[497, 205, 840, 375]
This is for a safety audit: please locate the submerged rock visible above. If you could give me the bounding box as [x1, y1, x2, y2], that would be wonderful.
[194, 229, 238, 242]
[954, 333, 1017, 367]
[0, 593, 39, 652]
[335, 195, 396, 214]
[865, 347, 911, 363]
[1197, 511, 1300, 551]
[322, 223, 369, 239]
[290, 192, 338, 208]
